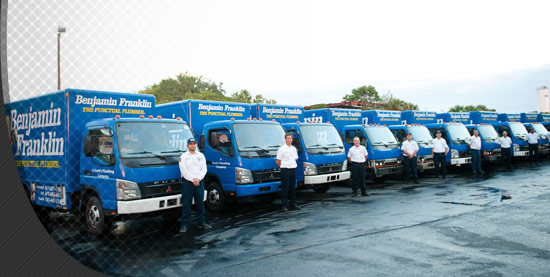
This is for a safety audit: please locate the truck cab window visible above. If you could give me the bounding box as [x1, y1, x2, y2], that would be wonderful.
[93, 136, 115, 165]
[345, 130, 366, 146]
[394, 129, 407, 143]
[288, 129, 302, 153]
[209, 129, 234, 157]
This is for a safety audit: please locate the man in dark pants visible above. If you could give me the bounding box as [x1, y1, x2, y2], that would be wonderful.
[347, 137, 369, 197]
[468, 129, 483, 174]
[432, 130, 449, 180]
[402, 133, 419, 184]
[526, 128, 540, 165]
[277, 133, 300, 212]
[179, 138, 211, 233]
[499, 131, 512, 169]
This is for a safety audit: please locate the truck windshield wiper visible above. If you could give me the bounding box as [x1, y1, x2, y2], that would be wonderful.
[326, 143, 344, 148]
[125, 151, 165, 159]
[371, 141, 384, 145]
[160, 149, 185, 154]
[241, 146, 269, 152]
[306, 144, 329, 150]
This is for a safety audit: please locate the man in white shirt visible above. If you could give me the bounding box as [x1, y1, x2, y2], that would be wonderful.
[276, 133, 300, 212]
[347, 137, 368, 197]
[468, 130, 483, 174]
[525, 128, 539, 165]
[401, 133, 419, 184]
[499, 131, 513, 169]
[432, 130, 449, 180]
[179, 138, 211, 233]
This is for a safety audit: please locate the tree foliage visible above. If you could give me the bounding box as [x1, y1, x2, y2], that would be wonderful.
[448, 105, 496, 112]
[343, 85, 381, 104]
[139, 72, 276, 104]
[381, 92, 419, 111]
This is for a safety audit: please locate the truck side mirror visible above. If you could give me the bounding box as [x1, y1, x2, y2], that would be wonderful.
[84, 135, 93, 156]
[199, 135, 205, 151]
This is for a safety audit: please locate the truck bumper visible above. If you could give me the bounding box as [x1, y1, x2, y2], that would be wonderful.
[417, 161, 434, 170]
[236, 181, 281, 197]
[482, 154, 501, 162]
[305, 171, 350, 185]
[117, 193, 206, 215]
[514, 151, 529, 157]
[451, 157, 471, 166]
[373, 165, 403, 177]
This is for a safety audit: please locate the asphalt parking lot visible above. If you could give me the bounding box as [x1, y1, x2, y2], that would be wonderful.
[49, 160, 550, 276]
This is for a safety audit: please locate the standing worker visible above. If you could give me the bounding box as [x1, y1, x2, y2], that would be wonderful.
[432, 130, 449, 180]
[179, 138, 211, 233]
[347, 137, 369, 197]
[276, 133, 300, 212]
[499, 131, 513, 169]
[402, 133, 419, 184]
[525, 128, 539, 165]
[469, 130, 483, 174]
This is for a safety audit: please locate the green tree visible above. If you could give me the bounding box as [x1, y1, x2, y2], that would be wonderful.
[306, 103, 327, 110]
[448, 105, 495, 112]
[230, 89, 253, 103]
[343, 85, 381, 105]
[139, 72, 277, 104]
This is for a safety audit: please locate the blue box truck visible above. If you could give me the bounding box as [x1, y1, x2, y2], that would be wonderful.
[464, 111, 502, 162]
[521, 113, 550, 156]
[6, 89, 196, 235]
[251, 104, 350, 193]
[539, 113, 550, 130]
[493, 113, 529, 157]
[424, 113, 472, 166]
[157, 100, 287, 212]
[304, 109, 403, 180]
[388, 111, 436, 171]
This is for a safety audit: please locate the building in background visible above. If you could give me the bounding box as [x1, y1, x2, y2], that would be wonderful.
[537, 86, 549, 113]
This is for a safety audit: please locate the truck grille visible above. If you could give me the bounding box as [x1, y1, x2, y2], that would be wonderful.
[252, 168, 281, 183]
[317, 163, 343, 174]
[458, 150, 470, 158]
[138, 179, 183, 198]
[520, 145, 529, 151]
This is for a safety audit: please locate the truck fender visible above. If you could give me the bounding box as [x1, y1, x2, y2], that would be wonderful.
[79, 185, 101, 213]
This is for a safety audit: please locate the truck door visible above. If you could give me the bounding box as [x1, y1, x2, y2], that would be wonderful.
[206, 128, 235, 192]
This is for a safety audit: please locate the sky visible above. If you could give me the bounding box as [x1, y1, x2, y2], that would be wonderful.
[4, 0, 550, 113]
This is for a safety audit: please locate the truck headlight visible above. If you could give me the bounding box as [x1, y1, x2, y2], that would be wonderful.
[451, 149, 459, 159]
[342, 160, 348, 171]
[304, 162, 317, 176]
[116, 179, 141, 200]
[513, 144, 520, 152]
[235, 167, 254, 184]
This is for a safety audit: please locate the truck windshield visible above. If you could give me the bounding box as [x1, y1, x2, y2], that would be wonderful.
[233, 123, 286, 158]
[446, 124, 471, 144]
[116, 122, 194, 158]
[509, 122, 528, 139]
[300, 125, 344, 155]
[406, 126, 433, 145]
[531, 123, 548, 136]
[363, 126, 399, 150]
[476, 125, 499, 143]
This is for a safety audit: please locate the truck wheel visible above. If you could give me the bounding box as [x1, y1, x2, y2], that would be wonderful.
[205, 182, 229, 213]
[312, 184, 330, 193]
[85, 196, 111, 236]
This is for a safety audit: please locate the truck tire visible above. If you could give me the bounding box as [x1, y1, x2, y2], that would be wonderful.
[312, 184, 330, 193]
[85, 196, 112, 236]
[205, 182, 229, 213]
